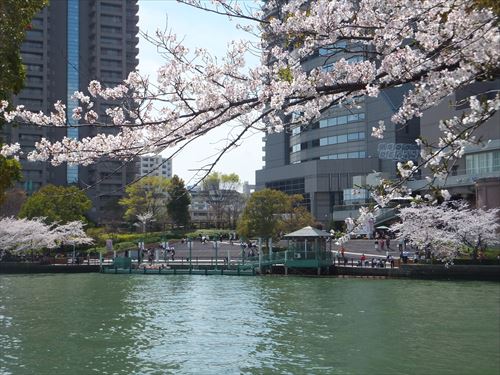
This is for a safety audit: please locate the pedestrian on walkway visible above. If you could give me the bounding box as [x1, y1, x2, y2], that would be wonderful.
[360, 254, 366, 267]
[380, 239, 385, 251]
[398, 238, 403, 252]
[374, 241, 379, 251]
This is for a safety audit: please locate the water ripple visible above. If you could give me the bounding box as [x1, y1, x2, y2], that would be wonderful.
[0, 275, 498, 374]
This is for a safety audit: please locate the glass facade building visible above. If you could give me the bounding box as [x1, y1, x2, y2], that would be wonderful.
[66, 0, 79, 184]
[256, 23, 421, 224]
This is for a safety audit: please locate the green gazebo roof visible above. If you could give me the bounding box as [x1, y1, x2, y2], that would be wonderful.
[284, 226, 332, 238]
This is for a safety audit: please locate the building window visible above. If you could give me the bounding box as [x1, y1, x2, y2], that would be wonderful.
[320, 132, 365, 146]
[25, 29, 43, 38]
[102, 15, 122, 24]
[101, 36, 122, 45]
[319, 41, 348, 56]
[22, 41, 43, 50]
[25, 64, 43, 72]
[320, 112, 365, 128]
[466, 151, 500, 175]
[320, 151, 367, 160]
[101, 3, 122, 13]
[101, 26, 122, 34]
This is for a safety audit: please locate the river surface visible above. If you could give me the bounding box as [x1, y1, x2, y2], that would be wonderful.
[0, 274, 499, 375]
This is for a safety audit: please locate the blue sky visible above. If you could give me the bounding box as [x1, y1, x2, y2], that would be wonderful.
[137, 1, 263, 185]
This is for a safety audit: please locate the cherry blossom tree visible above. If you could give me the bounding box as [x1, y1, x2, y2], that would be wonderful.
[136, 211, 154, 233]
[0, 0, 498, 233]
[390, 201, 500, 261]
[445, 202, 500, 258]
[0, 217, 93, 257]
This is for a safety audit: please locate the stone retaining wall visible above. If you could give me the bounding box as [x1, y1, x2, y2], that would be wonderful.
[335, 264, 500, 281]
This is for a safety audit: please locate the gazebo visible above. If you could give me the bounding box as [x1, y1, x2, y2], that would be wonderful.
[283, 226, 333, 275]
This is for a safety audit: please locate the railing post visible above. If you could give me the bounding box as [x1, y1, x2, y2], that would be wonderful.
[214, 241, 218, 270]
[188, 238, 192, 272]
[258, 237, 262, 274]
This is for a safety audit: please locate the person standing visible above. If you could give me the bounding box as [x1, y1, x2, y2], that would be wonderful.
[360, 254, 366, 267]
[398, 238, 404, 252]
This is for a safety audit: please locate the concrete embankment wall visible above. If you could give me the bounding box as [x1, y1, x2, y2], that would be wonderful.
[1, 262, 499, 281]
[335, 265, 500, 281]
[0, 262, 100, 274]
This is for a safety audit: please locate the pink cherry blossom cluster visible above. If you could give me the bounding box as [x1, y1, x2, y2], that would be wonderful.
[390, 201, 500, 262]
[0, 0, 496, 198]
[0, 218, 93, 254]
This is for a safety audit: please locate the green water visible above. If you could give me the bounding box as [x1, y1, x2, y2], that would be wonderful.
[0, 274, 498, 375]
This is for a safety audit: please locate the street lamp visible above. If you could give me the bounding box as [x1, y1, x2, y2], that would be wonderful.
[213, 240, 218, 270]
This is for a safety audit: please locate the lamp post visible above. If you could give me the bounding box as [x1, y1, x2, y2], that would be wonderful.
[188, 237, 192, 272]
[214, 240, 218, 270]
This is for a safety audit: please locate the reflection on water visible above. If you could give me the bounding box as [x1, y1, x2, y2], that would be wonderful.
[0, 274, 499, 374]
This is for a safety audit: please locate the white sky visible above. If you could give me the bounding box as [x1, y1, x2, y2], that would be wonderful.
[137, 1, 263, 186]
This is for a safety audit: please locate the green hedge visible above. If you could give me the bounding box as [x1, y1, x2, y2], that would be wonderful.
[86, 230, 184, 245]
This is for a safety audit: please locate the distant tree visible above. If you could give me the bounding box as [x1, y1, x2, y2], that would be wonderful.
[19, 185, 91, 224]
[167, 175, 191, 228]
[237, 189, 314, 246]
[202, 172, 243, 228]
[0, 188, 27, 217]
[119, 176, 170, 226]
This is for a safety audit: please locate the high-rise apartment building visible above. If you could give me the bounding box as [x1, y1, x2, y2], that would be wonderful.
[137, 155, 172, 179]
[3, 0, 139, 223]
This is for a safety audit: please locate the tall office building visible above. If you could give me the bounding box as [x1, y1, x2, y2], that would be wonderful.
[408, 80, 500, 209]
[256, 37, 420, 225]
[3, 0, 139, 223]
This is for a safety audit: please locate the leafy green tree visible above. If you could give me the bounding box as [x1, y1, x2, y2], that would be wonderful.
[0, 0, 48, 101]
[119, 176, 170, 225]
[0, 157, 22, 206]
[237, 189, 314, 245]
[278, 194, 315, 234]
[0, 187, 27, 217]
[19, 185, 91, 224]
[0, 0, 47, 204]
[167, 175, 191, 228]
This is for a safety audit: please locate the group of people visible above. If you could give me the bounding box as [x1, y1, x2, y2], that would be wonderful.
[374, 236, 391, 251]
[358, 253, 396, 268]
[195, 232, 238, 244]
